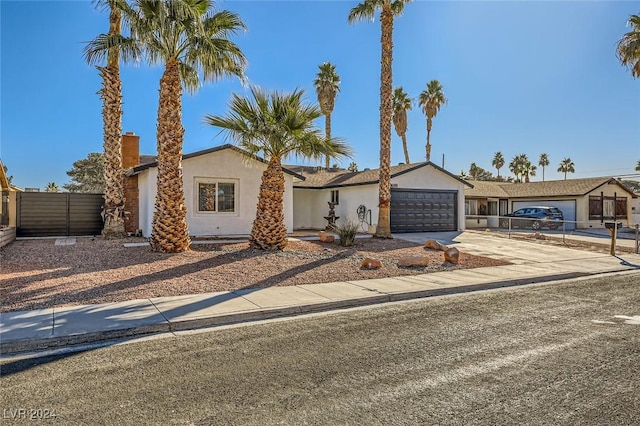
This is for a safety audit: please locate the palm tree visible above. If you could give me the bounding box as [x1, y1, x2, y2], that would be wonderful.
[538, 153, 550, 181]
[616, 14, 640, 78]
[521, 161, 537, 183]
[492, 152, 505, 178]
[84, 0, 138, 238]
[392, 86, 412, 164]
[45, 182, 60, 193]
[557, 157, 575, 180]
[458, 170, 469, 180]
[117, 0, 247, 252]
[205, 87, 352, 250]
[418, 79, 447, 162]
[635, 160, 640, 171]
[349, 0, 410, 239]
[509, 153, 528, 182]
[314, 62, 341, 170]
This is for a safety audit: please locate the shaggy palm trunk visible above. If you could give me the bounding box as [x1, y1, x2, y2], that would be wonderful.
[426, 116, 432, 162]
[250, 157, 287, 250]
[150, 58, 191, 253]
[375, 1, 393, 239]
[324, 113, 331, 170]
[101, 6, 126, 239]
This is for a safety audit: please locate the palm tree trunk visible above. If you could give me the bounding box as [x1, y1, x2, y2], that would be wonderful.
[101, 6, 126, 238]
[324, 113, 331, 170]
[542, 166, 545, 181]
[250, 157, 287, 250]
[426, 117, 432, 162]
[401, 133, 410, 164]
[497, 167, 500, 178]
[150, 58, 191, 253]
[375, 0, 393, 239]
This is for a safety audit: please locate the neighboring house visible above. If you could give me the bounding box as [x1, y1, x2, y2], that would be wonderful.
[292, 163, 471, 233]
[122, 133, 470, 237]
[0, 158, 20, 228]
[124, 136, 304, 238]
[464, 177, 637, 230]
[632, 193, 640, 225]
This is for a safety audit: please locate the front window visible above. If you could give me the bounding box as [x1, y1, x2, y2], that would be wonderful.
[589, 195, 627, 220]
[465, 199, 478, 215]
[197, 180, 236, 213]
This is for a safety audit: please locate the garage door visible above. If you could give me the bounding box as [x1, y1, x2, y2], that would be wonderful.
[512, 200, 576, 230]
[390, 189, 457, 233]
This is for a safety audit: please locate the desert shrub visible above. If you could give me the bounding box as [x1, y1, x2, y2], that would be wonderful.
[335, 219, 359, 247]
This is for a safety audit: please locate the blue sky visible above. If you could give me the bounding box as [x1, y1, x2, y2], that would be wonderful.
[1, 0, 639, 190]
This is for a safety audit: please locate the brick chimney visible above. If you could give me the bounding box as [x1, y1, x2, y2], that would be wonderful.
[122, 132, 140, 233]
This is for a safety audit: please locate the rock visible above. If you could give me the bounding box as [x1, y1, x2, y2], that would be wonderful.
[424, 239, 447, 251]
[318, 232, 335, 243]
[397, 256, 430, 268]
[444, 247, 460, 264]
[532, 232, 545, 240]
[361, 258, 382, 269]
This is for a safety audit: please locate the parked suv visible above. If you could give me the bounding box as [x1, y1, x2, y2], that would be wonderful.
[499, 206, 564, 230]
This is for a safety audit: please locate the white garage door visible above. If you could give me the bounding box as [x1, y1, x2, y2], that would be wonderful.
[512, 200, 576, 230]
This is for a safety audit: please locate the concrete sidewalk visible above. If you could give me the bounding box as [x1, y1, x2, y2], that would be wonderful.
[2, 232, 639, 355]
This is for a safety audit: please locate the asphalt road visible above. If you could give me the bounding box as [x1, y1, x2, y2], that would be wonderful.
[2, 272, 639, 425]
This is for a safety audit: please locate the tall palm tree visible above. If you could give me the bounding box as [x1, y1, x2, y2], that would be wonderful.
[392, 86, 412, 164]
[84, 0, 138, 238]
[492, 151, 505, 178]
[538, 153, 550, 181]
[118, 0, 246, 252]
[349, 0, 411, 239]
[205, 87, 352, 250]
[418, 79, 447, 162]
[521, 161, 537, 183]
[314, 62, 341, 170]
[557, 157, 575, 180]
[616, 14, 640, 78]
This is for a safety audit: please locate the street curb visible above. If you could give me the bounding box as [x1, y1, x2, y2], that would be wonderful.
[1, 271, 607, 356]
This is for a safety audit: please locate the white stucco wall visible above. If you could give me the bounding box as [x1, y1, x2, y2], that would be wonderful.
[293, 164, 467, 231]
[138, 148, 295, 237]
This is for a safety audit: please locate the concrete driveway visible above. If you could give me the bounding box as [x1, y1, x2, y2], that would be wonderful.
[392, 230, 640, 266]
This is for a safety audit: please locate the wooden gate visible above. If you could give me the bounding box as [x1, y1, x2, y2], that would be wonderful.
[16, 192, 104, 237]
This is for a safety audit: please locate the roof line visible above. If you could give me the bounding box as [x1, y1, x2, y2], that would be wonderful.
[125, 144, 306, 180]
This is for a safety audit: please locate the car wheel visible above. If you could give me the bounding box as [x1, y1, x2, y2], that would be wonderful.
[532, 221, 541, 231]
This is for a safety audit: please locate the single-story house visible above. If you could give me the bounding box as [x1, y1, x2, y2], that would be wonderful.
[291, 163, 471, 233]
[122, 132, 471, 237]
[464, 178, 638, 230]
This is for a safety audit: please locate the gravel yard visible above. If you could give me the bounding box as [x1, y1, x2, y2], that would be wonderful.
[0, 237, 510, 312]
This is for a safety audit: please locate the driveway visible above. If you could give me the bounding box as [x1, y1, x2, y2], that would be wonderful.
[393, 230, 640, 266]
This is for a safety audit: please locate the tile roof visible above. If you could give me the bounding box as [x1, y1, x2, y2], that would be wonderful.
[465, 177, 637, 198]
[293, 162, 472, 189]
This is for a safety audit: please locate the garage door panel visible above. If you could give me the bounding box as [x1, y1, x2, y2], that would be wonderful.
[390, 189, 457, 232]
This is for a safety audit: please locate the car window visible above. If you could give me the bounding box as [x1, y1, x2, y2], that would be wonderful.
[514, 209, 526, 215]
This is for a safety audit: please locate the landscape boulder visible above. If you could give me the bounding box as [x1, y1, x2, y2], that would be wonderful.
[424, 239, 448, 251]
[397, 256, 430, 268]
[361, 258, 382, 270]
[318, 232, 335, 243]
[444, 247, 460, 264]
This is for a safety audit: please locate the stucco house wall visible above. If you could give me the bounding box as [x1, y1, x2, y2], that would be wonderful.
[138, 148, 295, 238]
[293, 164, 467, 232]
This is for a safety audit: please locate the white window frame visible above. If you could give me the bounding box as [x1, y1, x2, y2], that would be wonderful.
[194, 178, 238, 215]
[331, 190, 340, 206]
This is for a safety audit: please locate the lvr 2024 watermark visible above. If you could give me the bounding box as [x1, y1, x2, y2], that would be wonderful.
[3, 409, 57, 420]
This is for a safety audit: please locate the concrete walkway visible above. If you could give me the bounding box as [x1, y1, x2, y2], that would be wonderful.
[2, 231, 639, 355]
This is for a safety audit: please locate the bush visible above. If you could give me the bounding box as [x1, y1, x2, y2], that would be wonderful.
[335, 219, 359, 247]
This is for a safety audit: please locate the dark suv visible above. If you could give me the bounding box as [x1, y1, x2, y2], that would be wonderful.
[499, 206, 564, 230]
